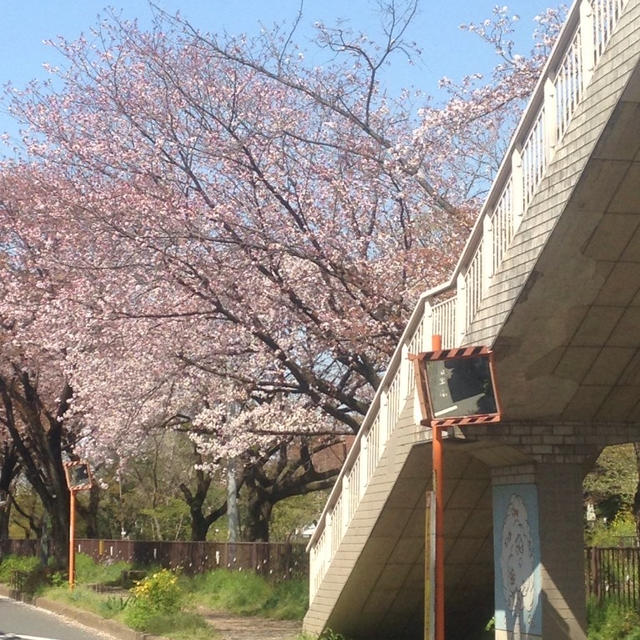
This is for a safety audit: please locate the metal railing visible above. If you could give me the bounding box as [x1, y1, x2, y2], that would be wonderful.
[307, 0, 631, 604]
[586, 546, 640, 610]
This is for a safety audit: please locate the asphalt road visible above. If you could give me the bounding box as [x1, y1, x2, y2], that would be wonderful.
[0, 596, 115, 640]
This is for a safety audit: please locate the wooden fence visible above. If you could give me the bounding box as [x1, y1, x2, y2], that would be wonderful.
[6, 540, 640, 600]
[586, 546, 640, 610]
[1, 538, 308, 580]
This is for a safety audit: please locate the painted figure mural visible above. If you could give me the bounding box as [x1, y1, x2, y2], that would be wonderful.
[494, 485, 541, 639]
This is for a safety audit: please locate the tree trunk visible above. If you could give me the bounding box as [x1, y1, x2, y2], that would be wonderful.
[179, 449, 229, 541]
[0, 441, 19, 542]
[46, 492, 70, 568]
[189, 509, 210, 542]
[0, 375, 75, 568]
[0, 502, 10, 541]
[246, 490, 273, 542]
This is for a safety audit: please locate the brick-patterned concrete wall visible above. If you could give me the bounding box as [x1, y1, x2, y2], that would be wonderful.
[467, 420, 640, 466]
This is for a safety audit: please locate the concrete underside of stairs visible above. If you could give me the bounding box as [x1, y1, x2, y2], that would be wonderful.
[468, 11, 640, 426]
[321, 441, 530, 640]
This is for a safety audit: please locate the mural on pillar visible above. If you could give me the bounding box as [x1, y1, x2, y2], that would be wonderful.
[493, 484, 541, 638]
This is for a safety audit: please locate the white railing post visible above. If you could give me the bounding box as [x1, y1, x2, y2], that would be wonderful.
[580, 0, 595, 86]
[511, 148, 524, 234]
[401, 343, 410, 400]
[482, 215, 494, 294]
[360, 435, 369, 489]
[455, 273, 466, 346]
[325, 514, 333, 562]
[341, 476, 350, 537]
[544, 77, 558, 164]
[380, 390, 389, 444]
[309, 546, 317, 601]
[422, 300, 434, 351]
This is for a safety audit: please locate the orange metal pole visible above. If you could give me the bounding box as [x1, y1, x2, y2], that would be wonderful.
[431, 334, 445, 640]
[68, 489, 76, 590]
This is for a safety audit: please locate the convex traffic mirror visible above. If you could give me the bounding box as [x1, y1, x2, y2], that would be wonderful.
[410, 346, 502, 427]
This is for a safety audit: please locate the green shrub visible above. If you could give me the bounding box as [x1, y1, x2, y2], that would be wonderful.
[187, 569, 271, 615]
[124, 569, 182, 630]
[0, 554, 41, 583]
[267, 578, 309, 619]
[586, 510, 637, 547]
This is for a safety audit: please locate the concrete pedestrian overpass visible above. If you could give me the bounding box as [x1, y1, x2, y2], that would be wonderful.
[304, 1, 640, 638]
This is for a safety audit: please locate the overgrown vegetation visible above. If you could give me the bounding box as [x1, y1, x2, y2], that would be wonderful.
[184, 568, 308, 619]
[0, 553, 307, 638]
[588, 599, 640, 640]
[295, 631, 351, 640]
[586, 510, 637, 548]
[0, 553, 41, 583]
[73, 551, 130, 584]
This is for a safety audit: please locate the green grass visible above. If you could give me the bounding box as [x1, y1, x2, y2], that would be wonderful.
[74, 553, 131, 585]
[44, 585, 128, 619]
[43, 582, 215, 640]
[294, 631, 351, 640]
[2, 554, 307, 638]
[588, 599, 640, 640]
[125, 609, 214, 639]
[184, 569, 308, 619]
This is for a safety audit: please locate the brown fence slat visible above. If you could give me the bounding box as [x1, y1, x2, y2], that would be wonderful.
[1, 538, 308, 580]
[585, 546, 640, 611]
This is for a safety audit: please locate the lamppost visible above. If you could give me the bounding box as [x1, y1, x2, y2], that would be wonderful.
[410, 340, 502, 640]
[63, 461, 93, 590]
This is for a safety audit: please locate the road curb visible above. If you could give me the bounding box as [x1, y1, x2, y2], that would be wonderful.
[0, 584, 167, 640]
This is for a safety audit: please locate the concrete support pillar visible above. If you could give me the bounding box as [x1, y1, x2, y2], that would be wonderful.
[537, 464, 587, 640]
[492, 464, 587, 640]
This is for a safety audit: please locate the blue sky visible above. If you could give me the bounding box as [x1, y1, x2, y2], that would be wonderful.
[0, 0, 557, 141]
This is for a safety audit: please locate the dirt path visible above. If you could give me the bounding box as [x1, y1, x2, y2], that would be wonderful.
[201, 610, 302, 640]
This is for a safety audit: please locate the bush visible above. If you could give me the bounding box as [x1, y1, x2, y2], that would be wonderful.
[124, 569, 182, 631]
[586, 510, 637, 547]
[0, 554, 39, 581]
[267, 578, 309, 619]
[0, 554, 41, 583]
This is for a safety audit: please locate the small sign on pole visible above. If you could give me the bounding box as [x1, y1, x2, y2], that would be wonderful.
[63, 461, 93, 590]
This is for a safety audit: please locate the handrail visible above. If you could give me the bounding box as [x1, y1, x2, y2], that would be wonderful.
[307, 0, 631, 604]
[306, 292, 430, 551]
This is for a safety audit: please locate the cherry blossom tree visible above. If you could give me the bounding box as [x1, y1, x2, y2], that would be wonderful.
[6, 3, 556, 425]
[0, 2, 565, 542]
[0, 166, 86, 561]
